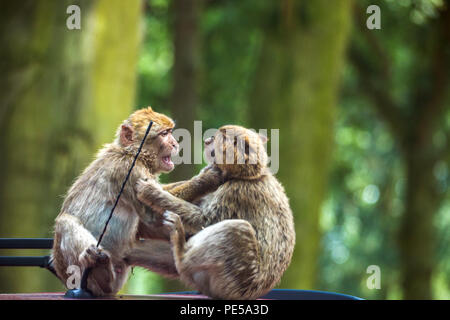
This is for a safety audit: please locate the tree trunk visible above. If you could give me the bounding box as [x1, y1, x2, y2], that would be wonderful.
[249, 0, 353, 290]
[398, 142, 441, 299]
[0, 0, 142, 293]
[397, 3, 450, 299]
[168, 0, 202, 181]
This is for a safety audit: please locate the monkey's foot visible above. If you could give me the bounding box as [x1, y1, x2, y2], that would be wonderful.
[79, 244, 111, 268]
[163, 211, 186, 257]
[162, 211, 185, 238]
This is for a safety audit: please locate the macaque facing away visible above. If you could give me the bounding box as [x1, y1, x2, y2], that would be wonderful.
[51, 107, 223, 296]
[136, 125, 296, 299]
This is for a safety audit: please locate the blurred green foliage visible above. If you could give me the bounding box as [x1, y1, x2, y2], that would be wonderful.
[318, 0, 450, 299]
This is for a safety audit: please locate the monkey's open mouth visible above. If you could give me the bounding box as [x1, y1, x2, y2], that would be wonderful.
[162, 155, 174, 168]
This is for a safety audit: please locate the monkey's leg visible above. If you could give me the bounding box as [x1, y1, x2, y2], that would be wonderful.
[125, 238, 178, 278]
[52, 213, 120, 296]
[175, 220, 261, 300]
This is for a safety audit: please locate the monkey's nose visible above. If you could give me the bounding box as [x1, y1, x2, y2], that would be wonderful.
[171, 137, 179, 149]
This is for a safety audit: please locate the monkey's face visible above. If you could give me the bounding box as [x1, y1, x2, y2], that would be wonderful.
[123, 107, 179, 173]
[149, 128, 179, 173]
[204, 125, 268, 179]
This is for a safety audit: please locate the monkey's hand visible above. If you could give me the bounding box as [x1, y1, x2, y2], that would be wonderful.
[195, 164, 225, 189]
[136, 177, 206, 235]
[79, 245, 111, 269]
[198, 164, 223, 179]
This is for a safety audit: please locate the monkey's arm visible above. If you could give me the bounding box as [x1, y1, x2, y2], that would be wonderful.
[162, 181, 187, 192]
[162, 165, 224, 203]
[136, 180, 208, 234]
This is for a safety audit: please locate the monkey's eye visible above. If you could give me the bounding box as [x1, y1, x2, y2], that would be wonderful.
[160, 129, 171, 137]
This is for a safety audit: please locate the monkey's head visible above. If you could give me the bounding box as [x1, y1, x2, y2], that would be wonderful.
[117, 107, 179, 173]
[204, 125, 268, 179]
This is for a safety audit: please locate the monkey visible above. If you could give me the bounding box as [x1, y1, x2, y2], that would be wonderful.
[51, 107, 224, 297]
[136, 125, 296, 300]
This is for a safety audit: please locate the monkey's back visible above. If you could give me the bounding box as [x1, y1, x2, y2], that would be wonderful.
[55, 145, 148, 256]
[201, 171, 295, 294]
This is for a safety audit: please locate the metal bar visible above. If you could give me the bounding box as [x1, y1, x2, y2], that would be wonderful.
[0, 238, 53, 249]
[0, 256, 51, 268]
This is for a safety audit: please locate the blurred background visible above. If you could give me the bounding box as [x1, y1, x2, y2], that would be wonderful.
[0, 0, 449, 300]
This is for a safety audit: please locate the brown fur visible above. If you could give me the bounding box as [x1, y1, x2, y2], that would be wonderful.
[136, 125, 295, 299]
[128, 106, 175, 138]
[51, 107, 223, 296]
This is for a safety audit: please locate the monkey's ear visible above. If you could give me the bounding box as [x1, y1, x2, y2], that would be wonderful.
[259, 134, 268, 144]
[120, 124, 134, 146]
